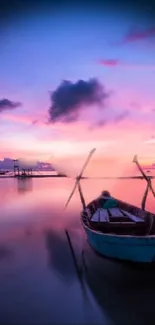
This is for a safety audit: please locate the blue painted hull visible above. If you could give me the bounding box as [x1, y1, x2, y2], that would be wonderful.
[83, 223, 155, 263]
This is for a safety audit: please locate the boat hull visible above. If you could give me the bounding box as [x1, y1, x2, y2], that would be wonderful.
[83, 223, 155, 263]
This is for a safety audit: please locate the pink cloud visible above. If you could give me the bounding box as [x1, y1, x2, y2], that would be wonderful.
[31, 118, 152, 152]
[1, 113, 48, 128]
[123, 26, 155, 44]
[98, 59, 120, 66]
[98, 59, 155, 70]
[1, 114, 32, 124]
[1, 117, 153, 178]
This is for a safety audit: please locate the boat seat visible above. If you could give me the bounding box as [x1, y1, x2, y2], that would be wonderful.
[91, 208, 109, 222]
[108, 208, 124, 217]
[120, 210, 145, 223]
[108, 208, 131, 222]
[99, 209, 109, 222]
[91, 211, 99, 222]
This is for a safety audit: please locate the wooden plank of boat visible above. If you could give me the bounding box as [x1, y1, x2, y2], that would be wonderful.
[91, 208, 109, 222]
[121, 209, 145, 223]
[108, 208, 124, 217]
[91, 209, 100, 222]
[99, 209, 109, 222]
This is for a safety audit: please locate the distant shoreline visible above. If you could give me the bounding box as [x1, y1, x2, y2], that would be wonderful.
[1, 175, 155, 179]
[0, 174, 67, 179]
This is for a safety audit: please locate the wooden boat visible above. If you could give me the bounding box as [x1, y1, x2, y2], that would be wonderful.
[81, 195, 155, 263]
[65, 149, 155, 263]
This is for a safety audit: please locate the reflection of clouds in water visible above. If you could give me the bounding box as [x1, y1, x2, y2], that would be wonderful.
[2, 176, 155, 324]
[0, 245, 12, 260]
[25, 228, 32, 237]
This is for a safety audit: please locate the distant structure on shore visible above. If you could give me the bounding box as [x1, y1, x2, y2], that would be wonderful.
[0, 157, 55, 172]
[0, 157, 67, 178]
[12, 159, 67, 178]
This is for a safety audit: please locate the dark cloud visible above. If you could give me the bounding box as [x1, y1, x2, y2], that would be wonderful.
[0, 99, 21, 113]
[48, 79, 110, 123]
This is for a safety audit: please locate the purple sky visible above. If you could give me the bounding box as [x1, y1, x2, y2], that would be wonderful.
[0, 1, 155, 172]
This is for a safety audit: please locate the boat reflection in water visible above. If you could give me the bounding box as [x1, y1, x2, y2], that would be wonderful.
[44, 226, 155, 325]
[17, 178, 33, 194]
[83, 243, 155, 325]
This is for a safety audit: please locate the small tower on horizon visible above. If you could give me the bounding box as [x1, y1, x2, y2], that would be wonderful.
[13, 159, 19, 176]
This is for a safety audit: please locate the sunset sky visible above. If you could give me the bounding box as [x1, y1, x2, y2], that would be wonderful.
[1, 0, 155, 175]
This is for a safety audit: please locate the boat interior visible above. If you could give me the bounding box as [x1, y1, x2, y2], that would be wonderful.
[81, 196, 155, 236]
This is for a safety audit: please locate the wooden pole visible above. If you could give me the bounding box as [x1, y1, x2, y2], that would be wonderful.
[141, 181, 150, 210]
[133, 155, 155, 197]
[133, 155, 155, 210]
[77, 181, 86, 210]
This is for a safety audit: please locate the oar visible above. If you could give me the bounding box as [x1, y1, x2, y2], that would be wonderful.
[64, 148, 96, 209]
[133, 155, 155, 198]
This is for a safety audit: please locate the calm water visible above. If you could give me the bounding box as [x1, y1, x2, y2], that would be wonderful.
[0, 177, 155, 325]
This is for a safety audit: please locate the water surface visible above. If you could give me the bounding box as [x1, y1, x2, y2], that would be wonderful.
[0, 177, 155, 325]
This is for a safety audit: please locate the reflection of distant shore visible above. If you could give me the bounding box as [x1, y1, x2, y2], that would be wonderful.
[17, 178, 33, 193]
[0, 245, 12, 260]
